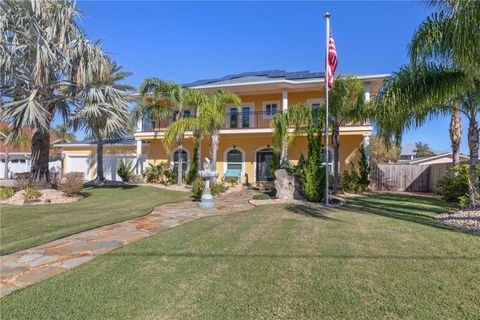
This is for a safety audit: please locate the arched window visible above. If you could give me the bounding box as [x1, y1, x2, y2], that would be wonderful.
[172, 150, 188, 171]
[226, 149, 243, 171]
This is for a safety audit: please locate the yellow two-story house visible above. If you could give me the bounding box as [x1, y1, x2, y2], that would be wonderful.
[59, 70, 388, 182]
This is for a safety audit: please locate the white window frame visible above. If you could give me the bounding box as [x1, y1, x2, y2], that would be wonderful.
[263, 100, 280, 119]
[223, 147, 245, 177]
[170, 149, 190, 171]
[225, 102, 254, 128]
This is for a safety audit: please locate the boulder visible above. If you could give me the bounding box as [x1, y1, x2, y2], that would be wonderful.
[274, 169, 303, 200]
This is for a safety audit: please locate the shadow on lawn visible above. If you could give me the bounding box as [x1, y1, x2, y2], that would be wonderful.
[111, 251, 479, 261]
[285, 205, 342, 222]
[343, 194, 464, 233]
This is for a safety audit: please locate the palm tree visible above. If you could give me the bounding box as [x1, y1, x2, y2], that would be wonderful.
[0, 127, 29, 179]
[52, 124, 76, 144]
[70, 62, 133, 182]
[0, 0, 112, 185]
[329, 77, 365, 193]
[271, 103, 316, 165]
[137, 79, 204, 186]
[374, 0, 480, 207]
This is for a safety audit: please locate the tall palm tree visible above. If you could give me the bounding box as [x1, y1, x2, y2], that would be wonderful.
[0, 0, 112, 185]
[69, 62, 133, 182]
[329, 77, 365, 193]
[137, 79, 204, 186]
[0, 127, 29, 179]
[374, 0, 480, 207]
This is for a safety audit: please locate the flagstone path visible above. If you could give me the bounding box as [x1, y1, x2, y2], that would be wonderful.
[0, 190, 256, 297]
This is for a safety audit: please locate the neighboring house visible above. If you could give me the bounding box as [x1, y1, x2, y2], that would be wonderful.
[59, 70, 388, 183]
[0, 122, 62, 179]
[407, 152, 470, 165]
[399, 144, 417, 161]
[54, 138, 148, 182]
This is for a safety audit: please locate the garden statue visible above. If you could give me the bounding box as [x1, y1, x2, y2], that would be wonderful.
[197, 158, 218, 209]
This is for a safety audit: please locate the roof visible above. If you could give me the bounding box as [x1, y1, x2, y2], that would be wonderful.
[408, 152, 470, 164]
[54, 137, 138, 148]
[0, 122, 60, 154]
[183, 70, 389, 88]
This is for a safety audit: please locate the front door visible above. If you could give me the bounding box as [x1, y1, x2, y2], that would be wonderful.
[256, 149, 274, 181]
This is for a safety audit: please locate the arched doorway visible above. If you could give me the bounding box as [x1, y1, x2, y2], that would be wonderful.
[255, 147, 274, 181]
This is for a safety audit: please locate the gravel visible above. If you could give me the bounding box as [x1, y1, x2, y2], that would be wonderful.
[0, 189, 81, 206]
[435, 210, 480, 233]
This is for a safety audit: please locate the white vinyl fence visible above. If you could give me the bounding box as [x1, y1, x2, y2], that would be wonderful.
[0, 159, 61, 179]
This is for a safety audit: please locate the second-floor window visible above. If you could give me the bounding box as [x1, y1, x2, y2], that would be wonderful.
[265, 103, 278, 117]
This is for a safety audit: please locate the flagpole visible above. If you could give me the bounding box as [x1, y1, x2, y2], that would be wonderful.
[324, 12, 330, 206]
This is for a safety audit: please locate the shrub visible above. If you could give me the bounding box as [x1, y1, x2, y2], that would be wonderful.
[117, 159, 134, 182]
[0, 187, 15, 200]
[143, 162, 167, 183]
[163, 169, 178, 185]
[437, 165, 471, 203]
[186, 143, 199, 185]
[358, 145, 370, 190]
[23, 186, 41, 202]
[15, 173, 31, 190]
[191, 177, 204, 200]
[211, 181, 227, 196]
[253, 193, 270, 200]
[59, 172, 84, 197]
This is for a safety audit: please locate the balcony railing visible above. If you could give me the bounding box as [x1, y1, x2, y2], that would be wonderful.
[141, 111, 369, 132]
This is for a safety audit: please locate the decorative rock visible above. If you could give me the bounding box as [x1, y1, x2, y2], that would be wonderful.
[274, 169, 303, 200]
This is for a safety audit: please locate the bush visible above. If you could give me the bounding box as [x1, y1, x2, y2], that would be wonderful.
[59, 172, 84, 197]
[15, 173, 31, 190]
[117, 159, 134, 182]
[164, 169, 178, 185]
[437, 165, 471, 203]
[0, 187, 15, 200]
[143, 162, 167, 183]
[191, 177, 204, 200]
[23, 186, 41, 202]
[186, 143, 199, 185]
[191, 178, 227, 200]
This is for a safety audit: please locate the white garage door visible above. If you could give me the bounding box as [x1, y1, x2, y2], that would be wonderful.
[66, 155, 90, 181]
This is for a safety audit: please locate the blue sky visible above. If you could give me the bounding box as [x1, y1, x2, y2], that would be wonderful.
[75, 0, 466, 154]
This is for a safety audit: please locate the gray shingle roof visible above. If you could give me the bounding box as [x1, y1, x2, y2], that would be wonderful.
[184, 70, 325, 87]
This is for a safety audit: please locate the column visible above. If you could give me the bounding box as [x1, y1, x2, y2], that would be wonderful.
[364, 83, 371, 102]
[363, 134, 370, 163]
[282, 88, 288, 111]
[136, 139, 143, 175]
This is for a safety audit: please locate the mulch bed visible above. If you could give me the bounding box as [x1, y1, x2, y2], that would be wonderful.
[435, 210, 480, 233]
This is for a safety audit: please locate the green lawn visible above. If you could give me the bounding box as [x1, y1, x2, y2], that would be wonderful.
[0, 186, 190, 255]
[2, 194, 479, 319]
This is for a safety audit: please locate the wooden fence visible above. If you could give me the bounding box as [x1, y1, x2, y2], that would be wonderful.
[370, 163, 453, 193]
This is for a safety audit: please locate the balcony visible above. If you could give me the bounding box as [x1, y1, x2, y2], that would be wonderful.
[140, 111, 370, 132]
[142, 111, 277, 131]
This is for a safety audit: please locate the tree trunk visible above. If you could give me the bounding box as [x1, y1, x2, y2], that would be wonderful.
[95, 132, 105, 182]
[332, 123, 340, 193]
[467, 112, 479, 208]
[4, 149, 8, 179]
[450, 102, 462, 167]
[210, 130, 219, 172]
[280, 135, 288, 168]
[30, 127, 51, 186]
[177, 144, 183, 186]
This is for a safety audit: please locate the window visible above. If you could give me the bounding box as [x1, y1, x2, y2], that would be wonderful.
[320, 147, 334, 174]
[226, 149, 243, 171]
[183, 110, 191, 118]
[229, 108, 238, 128]
[242, 107, 250, 128]
[172, 150, 188, 171]
[265, 103, 278, 117]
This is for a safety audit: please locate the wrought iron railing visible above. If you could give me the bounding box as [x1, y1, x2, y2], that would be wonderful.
[141, 111, 369, 131]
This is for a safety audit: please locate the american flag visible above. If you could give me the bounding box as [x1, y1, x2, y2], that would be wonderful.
[327, 32, 338, 88]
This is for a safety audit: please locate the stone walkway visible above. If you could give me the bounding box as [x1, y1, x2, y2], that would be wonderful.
[0, 190, 256, 297]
